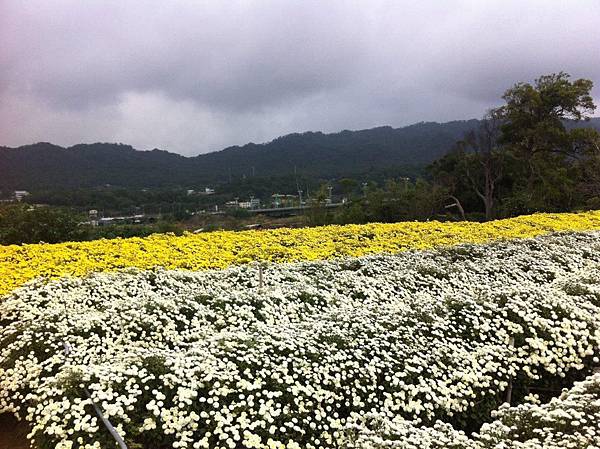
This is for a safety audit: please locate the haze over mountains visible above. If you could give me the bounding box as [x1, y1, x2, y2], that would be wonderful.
[2, 118, 599, 190]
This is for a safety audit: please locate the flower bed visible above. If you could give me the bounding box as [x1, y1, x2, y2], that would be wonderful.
[344, 373, 600, 448]
[2, 231, 600, 448]
[1, 210, 600, 296]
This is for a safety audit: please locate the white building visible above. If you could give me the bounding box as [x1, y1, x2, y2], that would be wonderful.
[239, 198, 260, 209]
[14, 190, 30, 201]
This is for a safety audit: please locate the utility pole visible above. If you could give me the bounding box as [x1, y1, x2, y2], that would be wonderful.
[295, 166, 303, 206]
[402, 177, 409, 190]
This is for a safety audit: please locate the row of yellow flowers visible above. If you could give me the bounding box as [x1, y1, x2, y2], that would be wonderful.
[2, 210, 600, 296]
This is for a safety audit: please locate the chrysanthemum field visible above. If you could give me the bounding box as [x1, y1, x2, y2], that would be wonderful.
[2, 214, 600, 448]
[2, 210, 600, 296]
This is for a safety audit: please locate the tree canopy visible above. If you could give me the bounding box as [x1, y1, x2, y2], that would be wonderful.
[431, 72, 600, 218]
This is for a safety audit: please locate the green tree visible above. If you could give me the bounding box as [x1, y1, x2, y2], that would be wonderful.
[334, 178, 447, 224]
[429, 148, 479, 220]
[305, 184, 330, 226]
[573, 128, 600, 208]
[458, 109, 505, 220]
[337, 178, 359, 199]
[0, 205, 85, 245]
[432, 72, 600, 218]
[498, 72, 598, 212]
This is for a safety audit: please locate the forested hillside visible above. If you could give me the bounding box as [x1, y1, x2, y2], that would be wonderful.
[0, 120, 484, 189]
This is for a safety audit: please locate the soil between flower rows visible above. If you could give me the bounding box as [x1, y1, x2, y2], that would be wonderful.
[0, 413, 30, 449]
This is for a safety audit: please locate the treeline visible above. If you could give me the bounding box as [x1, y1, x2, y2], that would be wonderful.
[17, 166, 425, 217]
[310, 72, 600, 225]
[22, 188, 219, 218]
[0, 204, 184, 246]
[0, 122, 473, 190]
[0, 205, 86, 245]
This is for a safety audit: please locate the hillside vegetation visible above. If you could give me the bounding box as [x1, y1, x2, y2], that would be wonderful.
[3, 118, 599, 191]
[0, 120, 498, 189]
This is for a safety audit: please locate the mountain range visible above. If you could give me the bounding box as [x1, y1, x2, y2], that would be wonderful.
[2, 118, 599, 190]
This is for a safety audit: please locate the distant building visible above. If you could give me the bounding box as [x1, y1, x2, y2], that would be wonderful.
[203, 187, 215, 195]
[239, 197, 261, 209]
[97, 214, 145, 226]
[88, 210, 99, 227]
[271, 193, 298, 208]
[13, 190, 30, 202]
[186, 189, 195, 195]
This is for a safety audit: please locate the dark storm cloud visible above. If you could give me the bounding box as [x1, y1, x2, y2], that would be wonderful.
[0, 1, 368, 111]
[1, 0, 599, 155]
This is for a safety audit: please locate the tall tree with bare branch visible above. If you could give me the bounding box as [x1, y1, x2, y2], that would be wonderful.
[458, 109, 505, 220]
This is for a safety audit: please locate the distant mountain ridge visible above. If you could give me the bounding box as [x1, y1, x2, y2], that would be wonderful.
[2, 118, 599, 190]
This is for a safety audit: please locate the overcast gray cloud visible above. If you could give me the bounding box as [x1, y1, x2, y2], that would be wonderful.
[1, 0, 599, 155]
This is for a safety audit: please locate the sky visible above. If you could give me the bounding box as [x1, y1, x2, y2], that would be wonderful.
[1, 1, 599, 156]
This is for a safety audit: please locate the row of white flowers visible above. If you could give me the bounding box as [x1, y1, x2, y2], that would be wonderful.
[1, 232, 600, 448]
[343, 372, 600, 448]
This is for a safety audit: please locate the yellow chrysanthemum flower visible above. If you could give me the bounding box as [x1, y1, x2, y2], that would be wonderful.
[1, 210, 600, 296]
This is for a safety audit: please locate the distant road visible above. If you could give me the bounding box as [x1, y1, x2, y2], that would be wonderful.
[247, 202, 345, 216]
